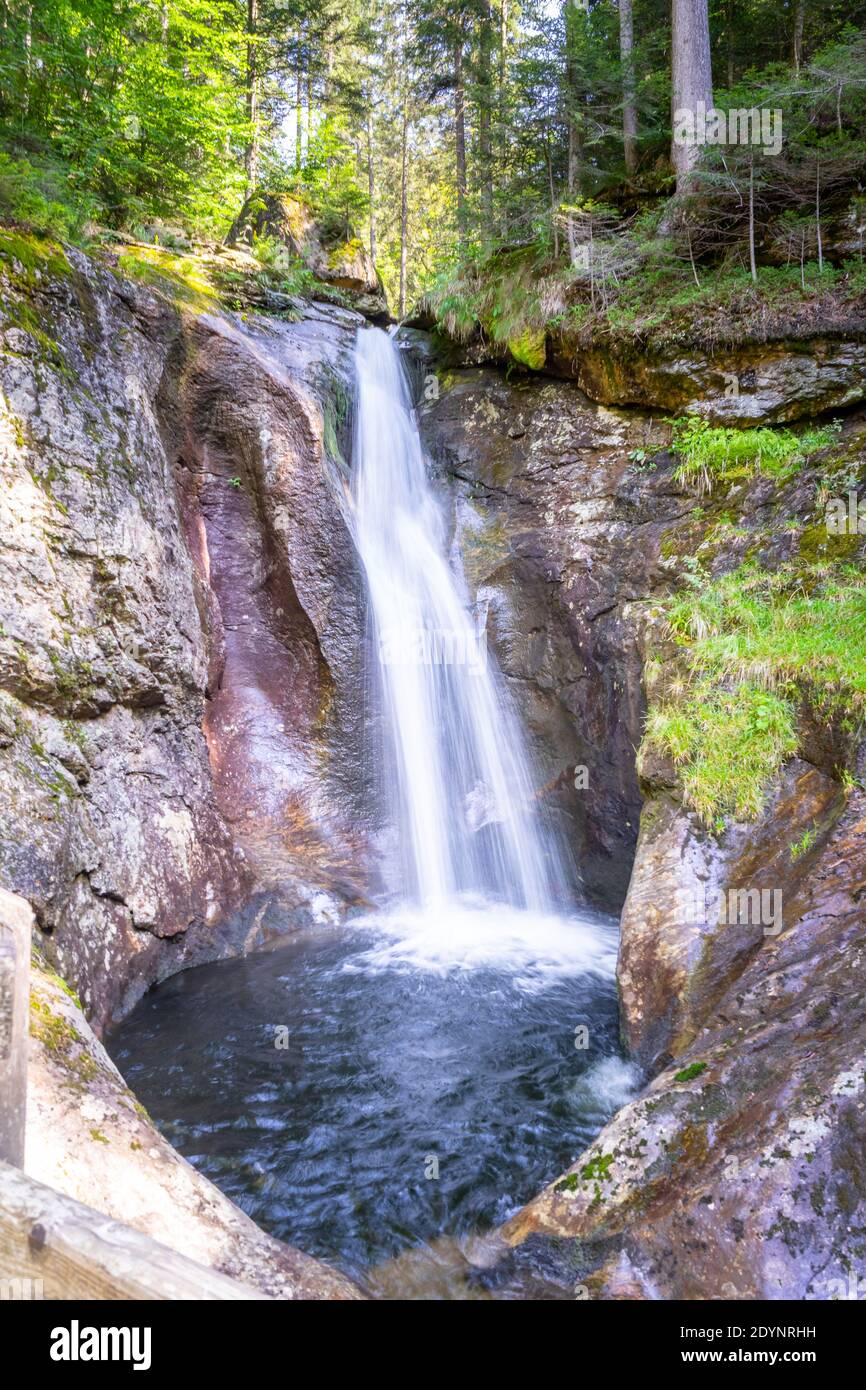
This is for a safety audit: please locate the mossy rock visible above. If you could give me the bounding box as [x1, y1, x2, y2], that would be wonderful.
[507, 328, 546, 372]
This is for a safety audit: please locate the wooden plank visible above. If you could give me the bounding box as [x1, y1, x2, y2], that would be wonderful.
[0, 890, 31, 1168]
[0, 1162, 272, 1300]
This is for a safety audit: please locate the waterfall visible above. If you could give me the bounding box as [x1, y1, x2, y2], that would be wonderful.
[351, 326, 568, 915]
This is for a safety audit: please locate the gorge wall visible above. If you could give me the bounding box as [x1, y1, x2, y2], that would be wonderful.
[3, 235, 865, 1301]
[416, 343, 866, 1301]
[0, 242, 374, 1032]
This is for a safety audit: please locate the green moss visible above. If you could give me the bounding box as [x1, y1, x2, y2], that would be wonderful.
[30, 994, 81, 1053]
[48, 649, 97, 708]
[508, 327, 546, 371]
[74, 1052, 99, 1083]
[89, 1129, 109, 1144]
[0, 228, 71, 284]
[674, 1061, 708, 1083]
[797, 522, 861, 561]
[29, 970, 98, 1083]
[581, 1152, 615, 1182]
[116, 244, 215, 309]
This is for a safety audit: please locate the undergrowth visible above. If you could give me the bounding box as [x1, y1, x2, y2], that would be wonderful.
[421, 231, 866, 365]
[670, 417, 842, 493]
[641, 562, 866, 826]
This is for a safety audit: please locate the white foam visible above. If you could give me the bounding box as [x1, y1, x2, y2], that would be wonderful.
[567, 1055, 641, 1121]
[345, 899, 619, 991]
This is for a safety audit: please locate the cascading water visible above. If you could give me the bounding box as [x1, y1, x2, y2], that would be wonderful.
[352, 325, 568, 917]
[109, 320, 631, 1284]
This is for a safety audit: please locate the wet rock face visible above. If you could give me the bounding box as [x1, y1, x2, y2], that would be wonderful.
[180, 309, 377, 904]
[419, 367, 675, 909]
[501, 767, 866, 1300]
[0, 247, 370, 1028]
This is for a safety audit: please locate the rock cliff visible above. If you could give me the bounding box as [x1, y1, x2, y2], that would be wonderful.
[0, 236, 371, 1031]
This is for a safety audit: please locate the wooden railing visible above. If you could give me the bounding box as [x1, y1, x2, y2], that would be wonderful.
[0, 889, 29, 1169]
[0, 889, 269, 1300]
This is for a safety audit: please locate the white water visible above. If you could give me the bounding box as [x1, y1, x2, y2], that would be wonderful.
[352, 326, 573, 918]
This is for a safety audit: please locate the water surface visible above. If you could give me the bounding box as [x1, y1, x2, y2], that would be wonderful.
[110, 906, 632, 1281]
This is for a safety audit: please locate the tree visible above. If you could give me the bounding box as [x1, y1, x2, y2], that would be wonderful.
[671, 0, 713, 192]
[245, 0, 261, 195]
[619, 0, 637, 175]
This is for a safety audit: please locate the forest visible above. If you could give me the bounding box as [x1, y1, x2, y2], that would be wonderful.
[1, 1, 865, 318]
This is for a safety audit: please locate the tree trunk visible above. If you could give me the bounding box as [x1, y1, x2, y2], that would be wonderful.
[793, 0, 806, 73]
[244, 0, 259, 197]
[545, 123, 559, 258]
[619, 0, 637, 175]
[671, 0, 714, 192]
[564, 0, 588, 263]
[295, 29, 304, 170]
[479, 1, 494, 227]
[399, 105, 409, 317]
[498, 0, 508, 228]
[367, 104, 377, 264]
[454, 39, 468, 233]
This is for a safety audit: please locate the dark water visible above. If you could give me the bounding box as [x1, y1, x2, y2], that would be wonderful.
[108, 915, 631, 1281]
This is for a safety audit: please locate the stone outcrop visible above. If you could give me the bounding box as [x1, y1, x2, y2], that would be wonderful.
[413, 310, 866, 425]
[618, 761, 844, 1069]
[499, 762, 866, 1300]
[226, 191, 389, 321]
[547, 330, 866, 425]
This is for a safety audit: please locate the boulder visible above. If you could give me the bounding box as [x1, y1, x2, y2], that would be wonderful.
[226, 191, 389, 320]
[500, 763, 866, 1300]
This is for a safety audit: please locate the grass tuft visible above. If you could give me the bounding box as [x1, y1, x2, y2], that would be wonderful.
[670, 417, 841, 494]
[641, 562, 866, 826]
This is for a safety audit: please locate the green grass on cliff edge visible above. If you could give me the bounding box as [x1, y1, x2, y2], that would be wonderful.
[669, 417, 842, 494]
[641, 562, 866, 827]
[421, 235, 866, 367]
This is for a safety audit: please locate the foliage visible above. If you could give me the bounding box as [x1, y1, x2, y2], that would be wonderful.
[641, 562, 866, 825]
[0, 2, 865, 331]
[0, 1, 250, 235]
[670, 418, 842, 494]
[0, 152, 95, 241]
